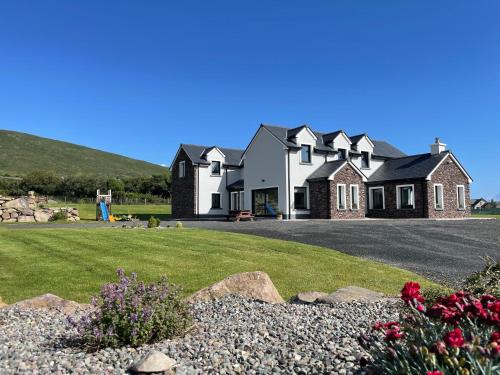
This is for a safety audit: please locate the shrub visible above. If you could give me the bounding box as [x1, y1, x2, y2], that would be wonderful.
[50, 210, 67, 221]
[463, 257, 499, 297]
[67, 269, 191, 350]
[362, 282, 500, 374]
[175, 221, 183, 229]
[147, 216, 160, 228]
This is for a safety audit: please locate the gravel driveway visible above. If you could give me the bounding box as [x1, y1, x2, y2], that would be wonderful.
[173, 218, 500, 286]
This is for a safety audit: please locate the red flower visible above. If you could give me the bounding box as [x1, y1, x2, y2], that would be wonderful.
[384, 325, 404, 342]
[444, 328, 465, 348]
[491, 331, 500, 344]
[383, 321, 400, 329]
[427, 371, 444, 375]
[401, 282, 425, 305]
[372, 322, 384, 331]
[430, 341, 448, 356]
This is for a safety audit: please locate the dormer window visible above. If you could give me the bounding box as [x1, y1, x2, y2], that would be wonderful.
[338, 148, 347, 160]
[361, 151, 370, 168]
[300, 145, 311, 164]
[211, 161, 221, 176]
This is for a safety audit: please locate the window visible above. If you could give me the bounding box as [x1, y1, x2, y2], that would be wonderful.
[434, 184, 444, 210]
[178, 161, 185, 178]
[397, 185, 415, 209]
[457, 185, 466, 210]
[300, 145, 311, 163]
[211, 193, 221, 209]
[338, 148, 347, 160]
[350, 185, 359, 210]
[211, 161, 221, 176]
[294, 187, 307, 209]
[239, 192, 244, 210]
[369, 187, 385, 210]
[231, 192, 240, 211]
[337, 184, 346, 210]
[361, 151, 370, 169]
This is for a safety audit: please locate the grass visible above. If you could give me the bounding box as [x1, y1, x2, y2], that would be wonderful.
[472, 214, 500, 219]
[47, 203, 171, 221]
[0, 227, 436, 304]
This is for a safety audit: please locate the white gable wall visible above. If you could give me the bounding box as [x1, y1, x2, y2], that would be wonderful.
[197, 151, 228, 215]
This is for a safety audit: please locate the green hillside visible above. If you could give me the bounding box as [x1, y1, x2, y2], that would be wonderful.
[0, 130, 168, 177]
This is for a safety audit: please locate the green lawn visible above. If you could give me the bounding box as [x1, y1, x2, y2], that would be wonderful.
[472, 214, 500, 219]
[48, 203, 171, 221]
[0, 227, 435, 304]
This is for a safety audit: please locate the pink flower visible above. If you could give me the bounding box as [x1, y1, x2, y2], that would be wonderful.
[444, 328, 465, 348]
[491, 331, 500, 344]
[427, 371, 444, 375]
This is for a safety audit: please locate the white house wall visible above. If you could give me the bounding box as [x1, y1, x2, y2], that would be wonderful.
[197, 152, 228, 215]
[243, 127, 288, 214]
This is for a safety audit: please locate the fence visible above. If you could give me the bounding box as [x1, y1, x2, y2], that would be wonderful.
[50, 196, 171, 205]
[471, 208, 500, 215]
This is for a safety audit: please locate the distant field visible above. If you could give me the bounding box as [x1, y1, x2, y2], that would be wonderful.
[0, 227, 436, 303]
[48, 203, 171, 221]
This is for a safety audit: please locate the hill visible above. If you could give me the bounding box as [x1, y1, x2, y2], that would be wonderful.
[0, 130, 168, 178]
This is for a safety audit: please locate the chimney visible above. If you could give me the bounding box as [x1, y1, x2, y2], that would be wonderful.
[431, 137, 446, 155]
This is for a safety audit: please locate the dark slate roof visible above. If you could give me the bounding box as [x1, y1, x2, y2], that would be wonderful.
[286, 125, 308, 139]
[181, 144, 244, 166]
[306, 160, 348, 180]
[349, 134, 366, 144]
[262, 124, 405, 158]
[368, 152, 450, 183]
[227, 179, 244, 190]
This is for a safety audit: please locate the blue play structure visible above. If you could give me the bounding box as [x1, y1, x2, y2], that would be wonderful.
[99, 201, 109, 221]
[264, 202, 276, 216]
[96, 189, 112, 221]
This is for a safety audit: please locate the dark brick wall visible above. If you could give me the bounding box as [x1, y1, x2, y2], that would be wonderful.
[367, 180, 426, 218]
[426, 156, 471, 219]
[171, 148, 197, 218]
[309, 164, 365, 219]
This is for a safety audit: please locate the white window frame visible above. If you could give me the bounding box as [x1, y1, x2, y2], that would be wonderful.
[434, 184, 444, 210]
[350, 184, 359, 210]
[456, 185, 466, 210]
[239, 192, 244, 210]
[211, 193, 221, 209]
[178, 161, 185, 178]
[361, 151, 371, 169]
[369, 186, 385, 210]
[210, 161, 221, 176]
[294, 186, 308, 210]
[230, 192, 239, 211]
[337, 184, 347, 210]
[300, 145, 312, 164]
[396, 184, 415, 210]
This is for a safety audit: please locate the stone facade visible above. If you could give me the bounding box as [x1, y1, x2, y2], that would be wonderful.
[309, 164, 365, 219]
[426, 157, 471, 219]
[171, 149, 198, 218]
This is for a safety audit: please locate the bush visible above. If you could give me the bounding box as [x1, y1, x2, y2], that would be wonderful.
[361, 282, 500, 374]
[463, 257, 499, 297]
[175, 221, 183, 229]
[147, 216, 160, 228]
[67, 269, 191, 350]
[50, 211, 67, 221]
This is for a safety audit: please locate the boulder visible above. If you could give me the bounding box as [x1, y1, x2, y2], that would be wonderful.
[13, 293, 89, 314]
[187, 271, 284, 304]
[10, 212, 18, 219]
[34, 210, 52, 223]
[316, 286, 385, 304]
[21, 209, 34, 216]
[2, 218, 17, 223]
[67, 216, 76, 222]
[0, 296, 7, 309]
[129, 350, 176, 374]
[17, 215, 35, 223]
[1, 212, 10, 220]
[291, 291, 329, 304]
[4, 197, 29, 211]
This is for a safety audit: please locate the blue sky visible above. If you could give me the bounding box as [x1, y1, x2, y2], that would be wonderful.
[0, 1, 499, 199]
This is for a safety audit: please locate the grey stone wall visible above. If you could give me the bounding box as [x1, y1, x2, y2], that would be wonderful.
[367, 180, 426, 219]
[171, 149, 197, 218]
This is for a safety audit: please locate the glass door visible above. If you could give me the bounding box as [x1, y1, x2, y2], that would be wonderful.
[252, 188, 279, 216]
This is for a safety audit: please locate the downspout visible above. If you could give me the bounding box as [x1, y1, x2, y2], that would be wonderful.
[197, 165, 200, 219]
[225, 167, 228, 212]
[287, 149, 291, 220]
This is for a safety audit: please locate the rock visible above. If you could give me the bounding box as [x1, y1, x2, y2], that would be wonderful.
[2, 218, 17, 223]
[129, 350, 176, 374]
[21, 209, 34, 216]
[187, 271, 284, 304]
[316, 286, 385, 304]
[3, 197, 29, 210]
[291, 291, 329, 304]
[34, 210, 52, 223]
[67, 216, 76, 222]
[1, 212, 10, 220]
[13, 293, 90, 314]
[0, 296, 7, 308]
[10, 212, 18, 219]
[17, 215, 36, 223]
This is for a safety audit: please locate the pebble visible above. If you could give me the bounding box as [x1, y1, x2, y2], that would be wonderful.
[0, 296, 398, 374]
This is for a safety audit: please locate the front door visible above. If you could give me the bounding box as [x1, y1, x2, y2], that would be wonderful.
[252, 188, 279, 216]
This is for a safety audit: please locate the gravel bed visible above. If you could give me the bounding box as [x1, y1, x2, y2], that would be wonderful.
[0, 296, 399, 375]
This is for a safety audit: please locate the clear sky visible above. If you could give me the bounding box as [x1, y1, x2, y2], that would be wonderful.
[1, 1, 499, 199]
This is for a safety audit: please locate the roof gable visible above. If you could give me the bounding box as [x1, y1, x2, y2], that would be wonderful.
[307, 160, 367, 182]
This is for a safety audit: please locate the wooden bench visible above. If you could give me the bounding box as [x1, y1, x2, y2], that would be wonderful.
[227, 210, 255, 222]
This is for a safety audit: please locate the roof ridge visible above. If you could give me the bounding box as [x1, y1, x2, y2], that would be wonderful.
[182, 143, 244, 152]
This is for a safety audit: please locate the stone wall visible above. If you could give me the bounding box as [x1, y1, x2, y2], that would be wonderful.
[0, 193, 80, 223]
[171, 148, 197, 218]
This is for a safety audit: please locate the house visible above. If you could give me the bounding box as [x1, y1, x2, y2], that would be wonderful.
[471, 198, 488, 210]
[170, 124, 473, 220]
[483, 201, 500, 210]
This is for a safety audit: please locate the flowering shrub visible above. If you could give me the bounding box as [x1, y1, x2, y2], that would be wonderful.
[361, 282, 499, 374]
[68, 269, 191, 350]
[463, 257, 499, 297]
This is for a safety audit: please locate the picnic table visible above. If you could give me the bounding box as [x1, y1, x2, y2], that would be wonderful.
[227, 210, 255, 222]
